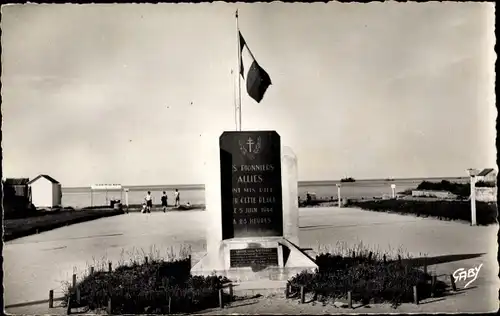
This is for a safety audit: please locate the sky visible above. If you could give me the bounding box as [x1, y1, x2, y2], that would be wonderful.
[1, 2, 496, 187]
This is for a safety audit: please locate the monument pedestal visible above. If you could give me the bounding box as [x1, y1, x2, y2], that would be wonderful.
[191, 236, 317, 283]
[193, 131, 316, 289]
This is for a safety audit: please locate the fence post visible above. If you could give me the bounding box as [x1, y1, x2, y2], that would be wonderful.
[145, 256, 148, 264]
[383, 254, 386, 264]
[76, 288, 81, 304]
[368, 252, 372, 262]
[66, 297, 72, 315]
[90, 266, 94, 275]
[228, 283, 233, 302]
[107, 298, 112, 314]
[108, 262, 112, 272]
[300, 286, 305, 304]
[450, 274, 457, 291]
[431, 275, 437, 297]
[413, 285, 418, 304]
[219, 288, 224, 308]
[347, 291, 352, 309]
[72, 274, 76, 288]
[49, 290, 54, 308]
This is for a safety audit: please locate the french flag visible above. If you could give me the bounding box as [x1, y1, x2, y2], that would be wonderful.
[239, 31, 272, 103]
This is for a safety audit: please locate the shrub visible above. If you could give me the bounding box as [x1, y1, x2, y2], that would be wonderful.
[288, 246, 447, 308]
[63, 254, 230, 314]
[476, 181, 496, 188]
[416, 180, 470, 198]
[345, 199, 498, 225]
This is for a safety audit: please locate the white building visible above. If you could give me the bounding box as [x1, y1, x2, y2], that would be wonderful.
[476, 168, 497, 183]
[28, 175, 62, 209]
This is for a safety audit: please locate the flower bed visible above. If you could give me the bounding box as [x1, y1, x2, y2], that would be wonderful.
[63, 255, 229, 314]
[288, 244, 447, 308]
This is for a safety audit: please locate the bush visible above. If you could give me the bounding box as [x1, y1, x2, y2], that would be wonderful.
[416, 180, 469, 198]
[64, 256, 230, 314]
[288, 246, 447, 308]
[476, 181, 496, 188]
[345, 199, 498, 225]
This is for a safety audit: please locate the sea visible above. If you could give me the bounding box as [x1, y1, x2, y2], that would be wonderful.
[62, 177, 468, 208]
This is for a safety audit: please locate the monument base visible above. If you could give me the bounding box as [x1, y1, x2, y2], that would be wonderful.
[190, 237, 318, 283]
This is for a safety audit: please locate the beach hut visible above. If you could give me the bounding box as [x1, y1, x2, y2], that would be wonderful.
[28, 175, 62, 209]
[2, 178, 31, 216]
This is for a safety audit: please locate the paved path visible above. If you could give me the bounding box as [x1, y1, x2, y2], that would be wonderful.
[4, 207, 499, 313]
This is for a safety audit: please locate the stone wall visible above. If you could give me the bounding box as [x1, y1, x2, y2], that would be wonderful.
[476, 187, 497, 202]
[411, 190, 457, 199]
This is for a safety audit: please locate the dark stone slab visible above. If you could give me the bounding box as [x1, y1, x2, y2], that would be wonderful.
[230, 247, 279, 268]
[220, 131, 283, 239]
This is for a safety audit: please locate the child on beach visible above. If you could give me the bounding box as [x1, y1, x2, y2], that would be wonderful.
[145, 191, 153, 213]
[161, 191, 168, 212]
[174, 189, 180, 207]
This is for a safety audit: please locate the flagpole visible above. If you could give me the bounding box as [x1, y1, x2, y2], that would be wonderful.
[235, 9, 242, 131]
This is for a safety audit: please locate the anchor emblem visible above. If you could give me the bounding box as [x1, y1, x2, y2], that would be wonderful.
[239, 136, 262, 160]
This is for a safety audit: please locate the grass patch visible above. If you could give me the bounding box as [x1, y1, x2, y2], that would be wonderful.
[3, 208, 124, 241]
[62, 246, 229, 314]
[289, 242, 446, 308]
[345, 199, 498, 225]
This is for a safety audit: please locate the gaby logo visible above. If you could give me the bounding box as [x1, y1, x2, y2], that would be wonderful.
[452, 263, 483, 288]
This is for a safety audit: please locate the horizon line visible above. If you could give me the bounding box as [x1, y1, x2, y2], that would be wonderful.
[61, 175, 469, 190]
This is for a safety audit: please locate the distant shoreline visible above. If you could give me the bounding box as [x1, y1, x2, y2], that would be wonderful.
[62, 176, 468, 191]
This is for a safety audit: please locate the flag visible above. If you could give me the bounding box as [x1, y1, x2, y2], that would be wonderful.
[239, 31, 272, 103]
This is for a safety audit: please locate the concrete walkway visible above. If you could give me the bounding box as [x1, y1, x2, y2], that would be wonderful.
[4, 207, 499, 313]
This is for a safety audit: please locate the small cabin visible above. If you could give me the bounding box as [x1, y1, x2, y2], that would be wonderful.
[3, 178, 31, 216]
[28, 175, 62, 209]
[476, 168, 497, 184]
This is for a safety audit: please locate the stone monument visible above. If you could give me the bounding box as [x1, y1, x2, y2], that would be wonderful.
[191, 131, 317, 284]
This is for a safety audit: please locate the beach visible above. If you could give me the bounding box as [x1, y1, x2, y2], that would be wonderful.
[62, 177, 469, 208]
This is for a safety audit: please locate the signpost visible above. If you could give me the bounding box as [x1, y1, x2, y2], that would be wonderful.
[90, 184, 123, 207]
[124, 188, 129, 208]
[466, 169, 479, 226]
[336, 184, 342, 207]
[391, 184, 396, 199]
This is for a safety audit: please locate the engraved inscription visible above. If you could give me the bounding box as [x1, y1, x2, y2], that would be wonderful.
[230, 247, 279, 268]
[220, 131, 283, 239]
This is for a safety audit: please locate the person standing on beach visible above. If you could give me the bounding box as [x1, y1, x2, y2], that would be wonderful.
[174, 189, 180, 207]
[161, 191, 168, 212]
[145, 191, 153, 213]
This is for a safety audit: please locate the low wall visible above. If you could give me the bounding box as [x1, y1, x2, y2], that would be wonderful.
[411, 190, 457, 199]
[476, 187, 497, 202]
